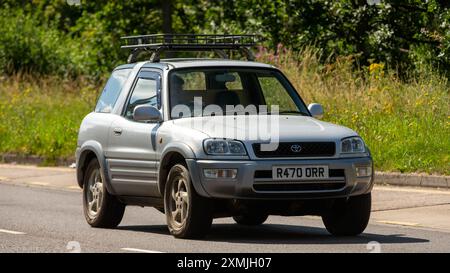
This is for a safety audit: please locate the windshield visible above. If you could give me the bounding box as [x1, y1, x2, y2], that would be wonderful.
[169, 67, 309, 119]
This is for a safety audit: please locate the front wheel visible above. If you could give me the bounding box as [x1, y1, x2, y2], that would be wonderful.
[82, 158, 125, 228]
[322, 193, 371, 236]
[164, 164, 213, 239]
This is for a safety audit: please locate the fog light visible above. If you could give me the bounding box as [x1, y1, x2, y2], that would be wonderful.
[203, 168, 237, 179]
[355, 166, 372, 177]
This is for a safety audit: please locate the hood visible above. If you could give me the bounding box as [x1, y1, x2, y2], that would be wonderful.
[171, 115, 357, 143]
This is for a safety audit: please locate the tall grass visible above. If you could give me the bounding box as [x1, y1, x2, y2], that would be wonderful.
[0, 74, 99, 163]
[0, 48, 449, 174]
[258, 46, 450, 174]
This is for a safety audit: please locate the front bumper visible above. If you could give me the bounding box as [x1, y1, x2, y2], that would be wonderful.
[186, 157, 373, 200]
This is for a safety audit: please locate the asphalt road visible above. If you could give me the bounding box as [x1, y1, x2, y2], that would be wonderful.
[1, 164, 450, 253]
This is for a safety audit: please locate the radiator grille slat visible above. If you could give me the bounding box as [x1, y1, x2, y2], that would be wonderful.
[253, 142, 335, 158]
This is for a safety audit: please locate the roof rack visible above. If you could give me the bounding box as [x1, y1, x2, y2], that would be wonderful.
[120, 34, 260, 63]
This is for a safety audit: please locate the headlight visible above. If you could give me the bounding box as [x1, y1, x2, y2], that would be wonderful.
[341, 137, 366, 154]
[203, 139, 247, 155]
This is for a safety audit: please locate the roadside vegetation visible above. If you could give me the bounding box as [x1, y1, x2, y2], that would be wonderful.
[0, 74, 98, 163]
[0, 1, 448, 174]
[1, 48, 448, 174]
[260, 48, 449, 175]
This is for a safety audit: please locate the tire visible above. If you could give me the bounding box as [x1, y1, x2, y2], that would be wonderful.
[82, 158, 125, 228]
[164, 164, 213, 239]
[322, 193, 371, 236]
[233, 213, 268, 226]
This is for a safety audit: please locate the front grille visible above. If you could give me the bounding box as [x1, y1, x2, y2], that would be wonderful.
[252, 142, 335, 158]
[253, 182, 345, 192]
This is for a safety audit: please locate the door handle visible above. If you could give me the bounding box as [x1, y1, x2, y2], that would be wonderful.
[113, 127, 122, 136]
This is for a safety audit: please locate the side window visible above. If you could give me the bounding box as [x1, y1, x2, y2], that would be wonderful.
[95, 69, 131, 113]
[125, 78, 158, 119]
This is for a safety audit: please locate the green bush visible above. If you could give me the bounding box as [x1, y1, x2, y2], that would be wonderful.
[0, 9, 85, 76]
[2, 1, 450, 78]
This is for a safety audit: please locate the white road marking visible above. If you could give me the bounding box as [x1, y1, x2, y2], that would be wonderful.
[376, 220, 420, 227]
[0, 229, 26, 235]
[29, 182, 49, 186]
[121, 248, 164, 253]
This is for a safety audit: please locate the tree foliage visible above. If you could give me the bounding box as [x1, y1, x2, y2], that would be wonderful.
[1, 0, 449, 77]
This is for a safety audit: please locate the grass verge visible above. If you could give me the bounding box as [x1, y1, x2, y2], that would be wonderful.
[0, 49, 449, 174]
[0, 74, 98, 164]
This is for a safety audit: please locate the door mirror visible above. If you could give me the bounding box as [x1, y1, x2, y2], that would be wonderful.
[133, 105, 162, 122]
[308, 103, 324, 119]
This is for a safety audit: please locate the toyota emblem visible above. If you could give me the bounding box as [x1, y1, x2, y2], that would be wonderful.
[290, 144, 302, 153]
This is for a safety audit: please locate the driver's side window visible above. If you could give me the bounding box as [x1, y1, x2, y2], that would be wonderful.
[125, 78, 158, 119]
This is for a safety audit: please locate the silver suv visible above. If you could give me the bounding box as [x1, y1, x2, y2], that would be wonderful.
[76, 34, 373, 238]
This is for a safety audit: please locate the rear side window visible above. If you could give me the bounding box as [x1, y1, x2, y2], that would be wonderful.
[95, 69, 131, 113]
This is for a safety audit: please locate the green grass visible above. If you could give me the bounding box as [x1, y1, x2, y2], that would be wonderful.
[0, 49, 449, 174]
[0, 74, 98, 163]
[260, 48, 449, 175]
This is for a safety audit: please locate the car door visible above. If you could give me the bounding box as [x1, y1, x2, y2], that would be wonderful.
[106, 70, 162, 197]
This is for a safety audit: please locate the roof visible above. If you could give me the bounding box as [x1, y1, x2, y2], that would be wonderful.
[142, 58, 275, 70]
[114, 63, 137, 70]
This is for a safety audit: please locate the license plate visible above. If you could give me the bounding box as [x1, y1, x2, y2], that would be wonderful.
[272, 165, 329, 181]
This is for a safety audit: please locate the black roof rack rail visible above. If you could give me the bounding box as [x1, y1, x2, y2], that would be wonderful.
[120, 34, 260, 63]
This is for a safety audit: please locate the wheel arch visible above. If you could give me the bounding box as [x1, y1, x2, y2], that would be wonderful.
[76, 141, 116, 195]
[157, 143, 206, 196]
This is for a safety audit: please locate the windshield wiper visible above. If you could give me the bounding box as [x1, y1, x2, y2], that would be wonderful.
[193, 109, 309, 116]
[276, 110, 309, 116]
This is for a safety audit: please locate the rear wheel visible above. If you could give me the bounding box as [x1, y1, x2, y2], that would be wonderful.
[233, 213, 268, 226]
[322, 193, 371, 236]
[164, 164, 213, 239]
[83, 158, 125, 228]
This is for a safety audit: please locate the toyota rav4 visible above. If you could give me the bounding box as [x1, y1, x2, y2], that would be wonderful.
[76, 34, 374, 238]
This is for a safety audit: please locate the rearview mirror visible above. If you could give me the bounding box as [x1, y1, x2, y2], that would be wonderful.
[215, 73, 236, 82]
[308, 103, 324, 119]
[133, 105, 162, 122]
